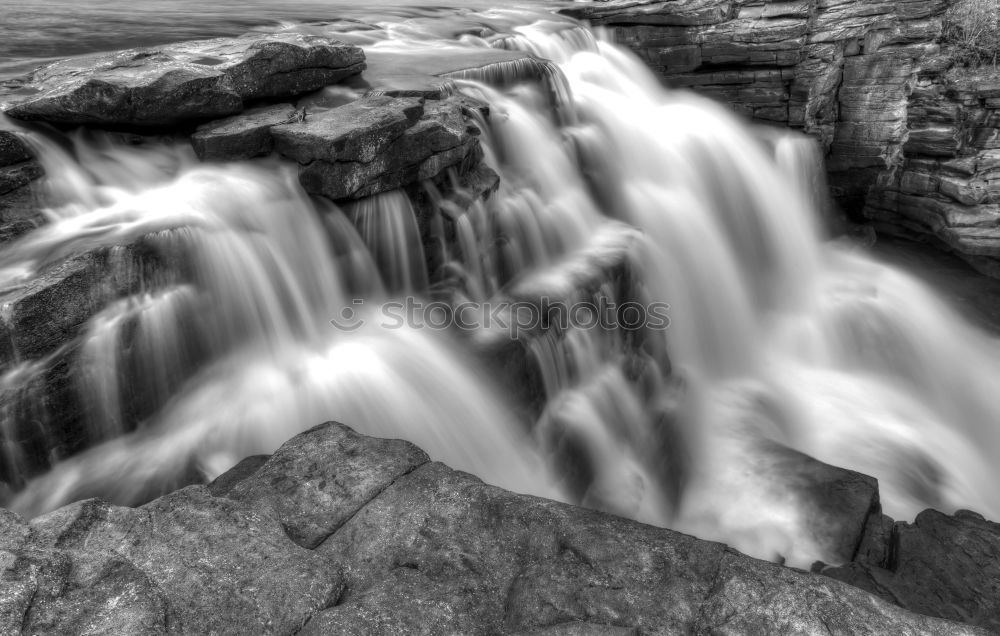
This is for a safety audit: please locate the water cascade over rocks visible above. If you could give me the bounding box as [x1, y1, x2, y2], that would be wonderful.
[1, 8, 1000, 569]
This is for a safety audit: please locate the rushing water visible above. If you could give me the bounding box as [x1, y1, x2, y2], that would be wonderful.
[2, 4, 1000, 567]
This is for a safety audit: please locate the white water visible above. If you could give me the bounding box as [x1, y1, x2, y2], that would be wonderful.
[2, 9, 1000, 567]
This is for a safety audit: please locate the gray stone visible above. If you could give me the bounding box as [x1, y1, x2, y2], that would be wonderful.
[275, 95, 482, 200]
[190, 103, 300, 161]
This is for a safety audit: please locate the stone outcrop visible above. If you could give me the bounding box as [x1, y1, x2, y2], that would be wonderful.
[565, 0, 1000, 277]
[0, 125, 43, 244]
[1, 34, 364, 128]
[864, 69, 1000, 276]
[0, 422, 989, 634]
[272, 94, 484, 200]
[822, 508, 1000, 632]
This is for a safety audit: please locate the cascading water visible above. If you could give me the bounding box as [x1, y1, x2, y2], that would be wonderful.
[3, 7, 1000, 568]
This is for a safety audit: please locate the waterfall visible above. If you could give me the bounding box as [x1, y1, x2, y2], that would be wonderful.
[2, 8, 1000, 568]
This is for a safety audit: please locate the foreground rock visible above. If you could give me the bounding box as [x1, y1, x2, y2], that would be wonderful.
[2, 34, 364, 128]
[822, 509, 1000, 632]
[0, 422, 987, 634]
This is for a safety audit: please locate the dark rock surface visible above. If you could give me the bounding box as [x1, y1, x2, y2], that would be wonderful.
[273, 94, 483, 200]
[823, 509, 1000, 632]
[190, 103, 300, 161]
[2, 34, 364, 128]
[0, 123, 44, 244]
[0, 422, 988, 634]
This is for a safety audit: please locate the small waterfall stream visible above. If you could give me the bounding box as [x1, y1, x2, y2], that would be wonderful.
[2, 8, 1000, 567]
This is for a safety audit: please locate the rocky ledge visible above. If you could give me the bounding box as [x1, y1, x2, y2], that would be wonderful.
[567, 0, 1000, 278]
[0, 421, 994, 635]
[0, 33, 365, 128]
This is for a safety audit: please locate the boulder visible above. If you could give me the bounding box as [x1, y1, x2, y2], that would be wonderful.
[0, 422, 988, 634]
[3, 34, 365, 128]
[273, 95, 483, 200]
[823, 509, 1000, 632]
[0, 130, 31, 167]
[190, 103, 300, 161]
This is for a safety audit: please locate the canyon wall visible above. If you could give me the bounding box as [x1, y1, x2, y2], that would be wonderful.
[568, 0, 1000, 276]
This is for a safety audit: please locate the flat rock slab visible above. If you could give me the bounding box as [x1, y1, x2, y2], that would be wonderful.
[0, 422, 988, 634]
[3, 34, 365, 128]
[273, 94, 482, 200]
[190, 103, 300, 161]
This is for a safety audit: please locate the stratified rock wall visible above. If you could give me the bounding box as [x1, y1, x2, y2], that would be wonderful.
[567, 0, 1000, 276]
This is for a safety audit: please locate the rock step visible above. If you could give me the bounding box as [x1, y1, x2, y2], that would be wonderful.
[0, 422, 986, 634]
[273, 94, 485, 201]
[2, 34, 365, 128]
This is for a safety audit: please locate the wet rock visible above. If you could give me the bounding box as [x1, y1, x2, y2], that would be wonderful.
[190, 103, 300, 161]
[273, 95, 425, 166]
[823, 509, 1000, 632]
[3, 34, 364, 128]
[0, 252, 138, 365]
[758, 441, 884, 565]
[0, 130, 31, 167]
[274, 95, 483, 200]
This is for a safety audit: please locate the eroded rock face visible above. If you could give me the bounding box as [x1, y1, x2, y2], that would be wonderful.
[2, 34, 365, 128]
[0, 422, 988, 634]
[823, 509, 1000, 632]
[865, 70, 1000, 277]
[272, 94, 484, 200]
[566, 0, 949, 210]
[572, 0, 1000, 277]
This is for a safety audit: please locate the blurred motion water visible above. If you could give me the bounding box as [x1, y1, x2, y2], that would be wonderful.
[2, 3, 1000, 568]
[0, 0, 569, 78]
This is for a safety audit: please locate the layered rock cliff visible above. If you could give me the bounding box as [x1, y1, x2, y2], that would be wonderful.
[567, 0, 1000, 277]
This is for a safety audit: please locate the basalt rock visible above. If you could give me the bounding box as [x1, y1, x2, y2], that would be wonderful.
[822, 509, 1000, 632]
[2, 34, 365, 128]
[0, 422, 987, 634]
[273, 94, 484, 200]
